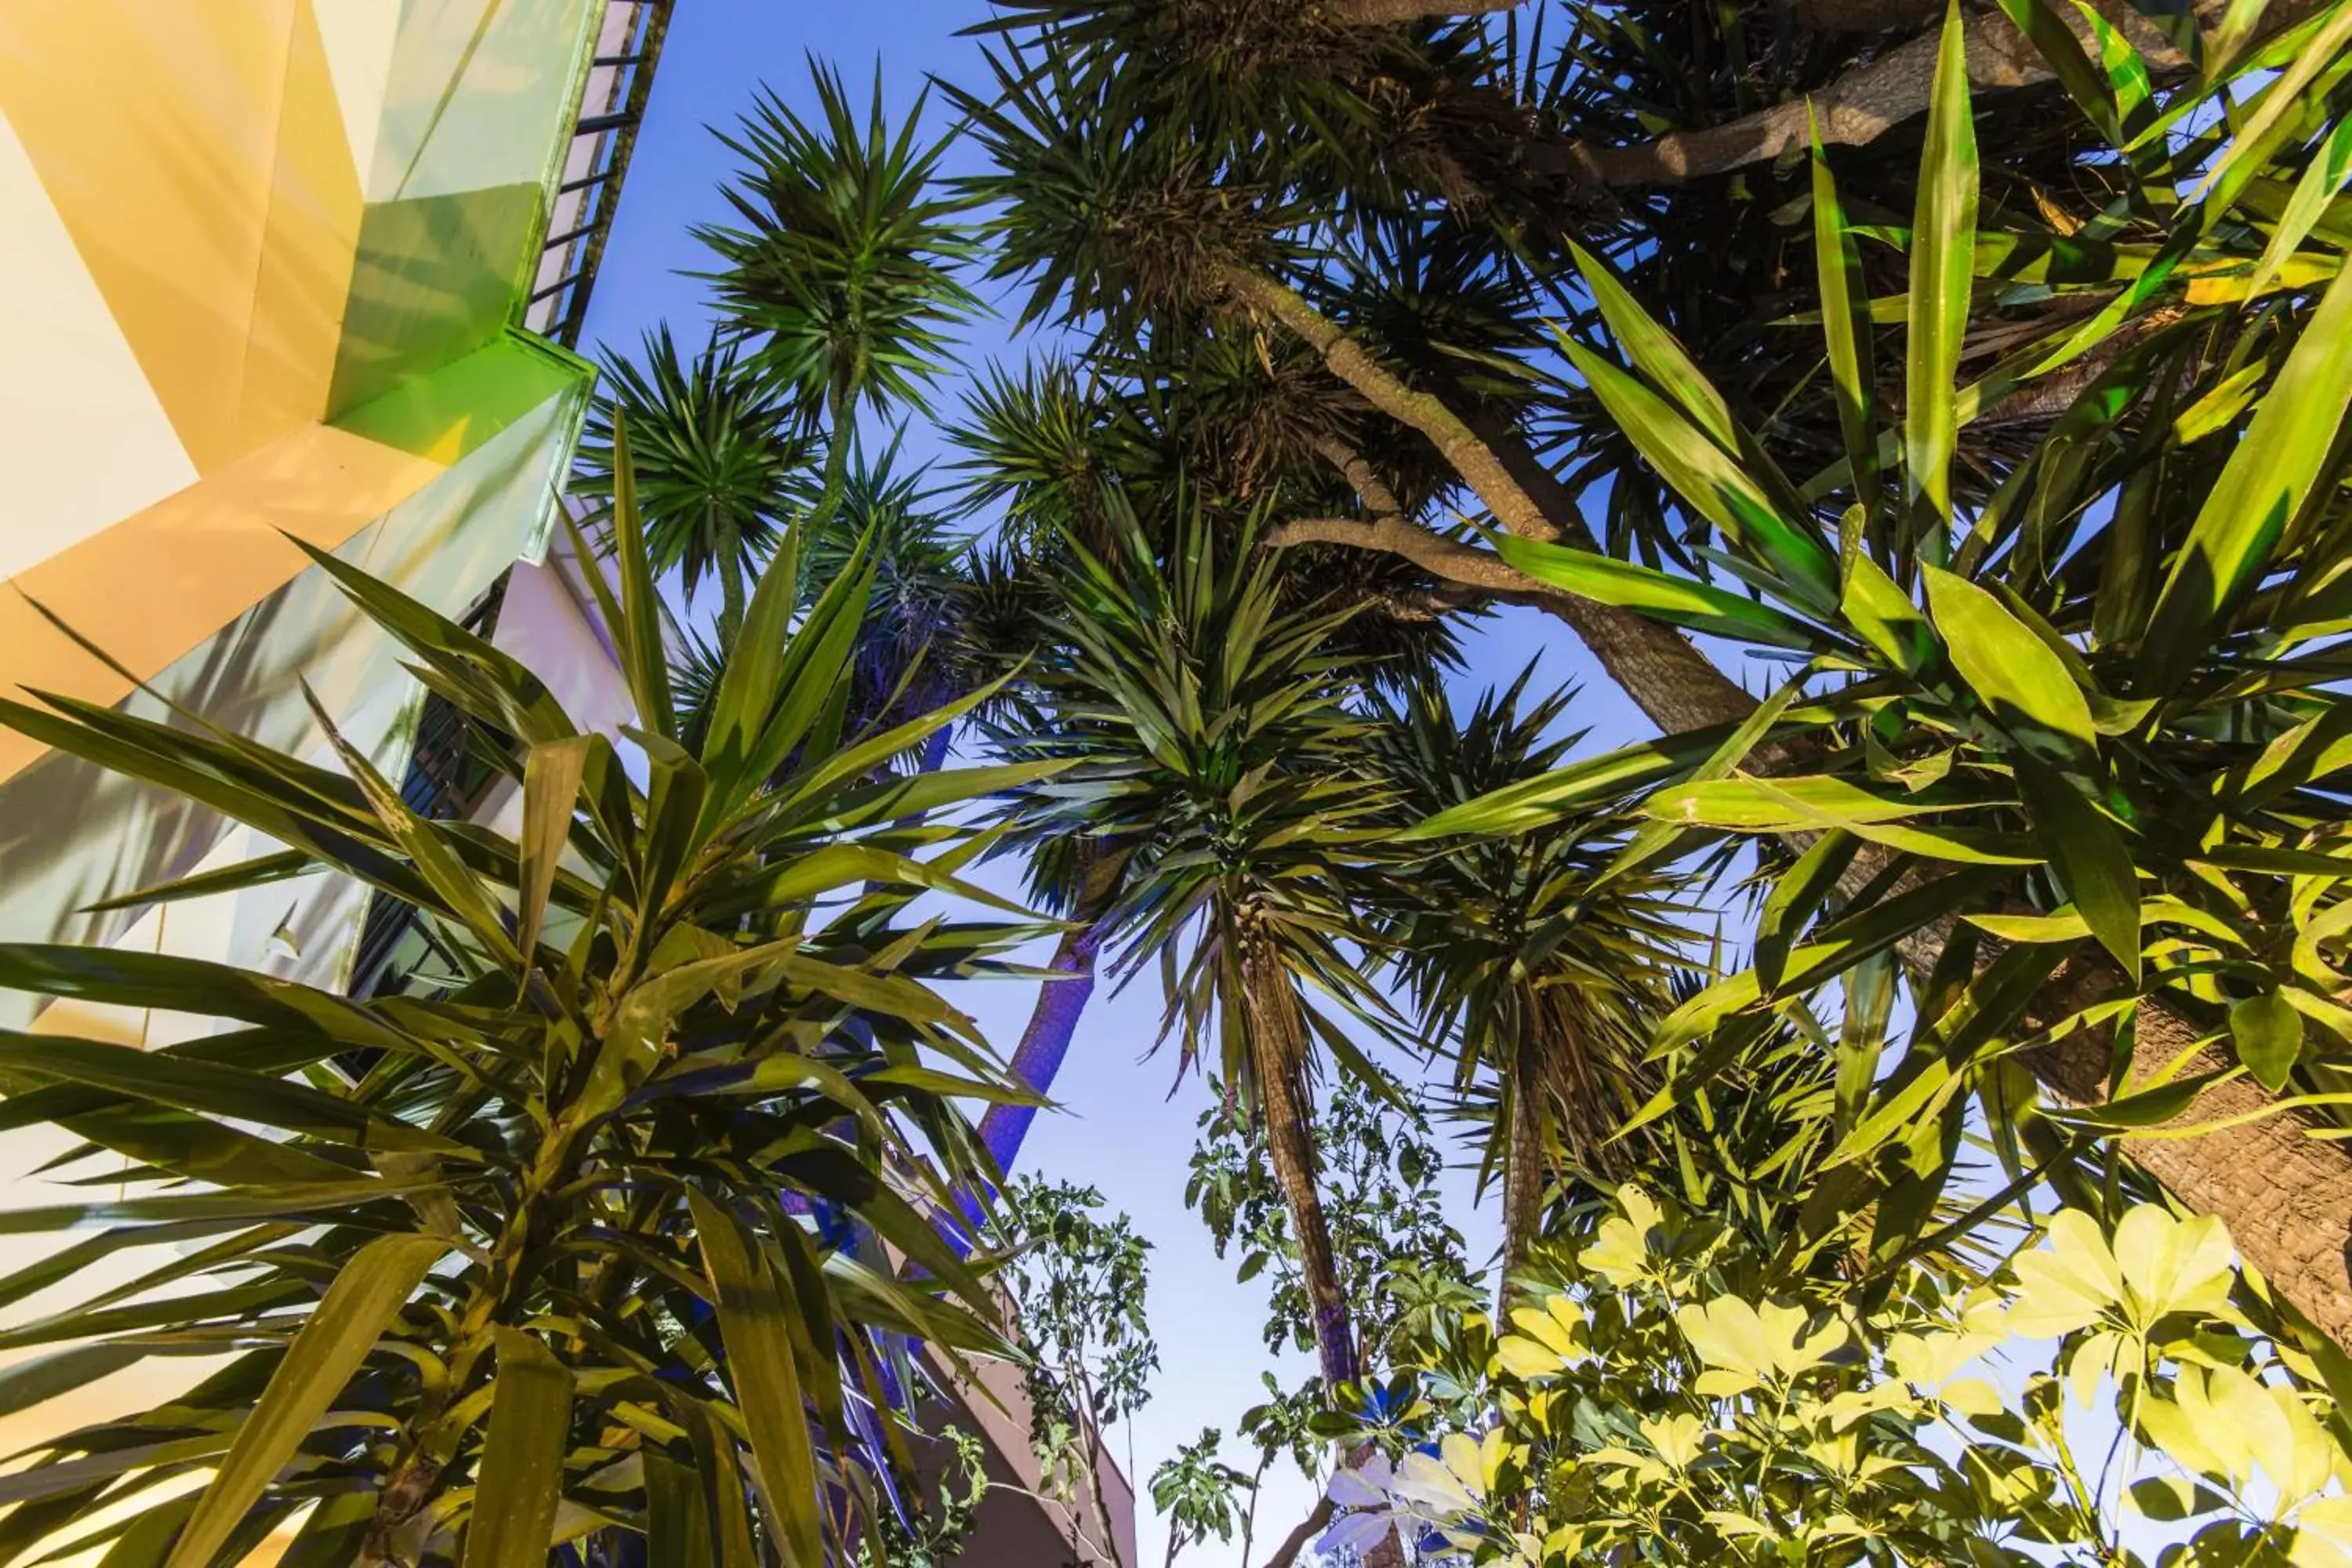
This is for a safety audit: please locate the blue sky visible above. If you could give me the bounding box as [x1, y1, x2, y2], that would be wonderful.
[579, 5, 1740, 1560]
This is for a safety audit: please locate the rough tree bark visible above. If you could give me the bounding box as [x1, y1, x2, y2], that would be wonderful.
[1236, 263, 2352, 1352]
[1498, 1016, 1549, 1309]
[1240, 923, 1361, 1386]
[1571, 0, 2319, 187]
[979, 848, 1132, 1173]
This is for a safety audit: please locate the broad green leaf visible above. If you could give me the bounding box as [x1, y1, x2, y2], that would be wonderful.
[1403, 728, 1734, 840]
[1837, 951, 1896, 1138]
[1812, 128, 1882, 520]
[517, 738, 592, 969]
[1843, 555, 1933, 675]
[2017, 764, 2142, 979]
[2246, 115, 2352, 301]
[1647, 774, 1972, 830]
[2143, 260, 2352, 690]
[2111, 1205, 2236, 1323]
[2008, 1209, 2123, 1337]
[1495, 534, 1825, 649]
[604, 411, 677, 740]
[2231, 991, 2304, 1092]
[688, 1189, 822, 1568]
[2193, 4, 2352, 216]
[2173, 358, 2273, 447]
[1905, 0, 1979, 532]
[0, 1033, 465, 1157]
[1559, 347, 1840, 608]
[81, 851, 317, 916]
[1675, 1298, 1776, 1381]
[165, 1232, 446, 1568]
[1597, 680, 1802, 889]
[646, 1448, 715, 1568]
[1568, 242, 1740, 452]
[285, 539, 577, 747]
[1965, 908, 2092, 942]
[1923, 567, 2097, 753]
[0, 942, 411, 1050]
[462, 1330, 575, 1568]
[299, 683, 520, 969]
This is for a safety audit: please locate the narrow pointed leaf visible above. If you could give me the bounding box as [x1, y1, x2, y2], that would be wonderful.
[164, 1232, 446, 1568]
[1906, 1, 1979, 529]
[1496, 535, 1824, 649]
[462, 1330, 575, 1568]
[2016, 762, 2141, 980]
[2142, 260, 2352, 689]
[1923, 566, 2096, 753]
[688, 1190, 822, 1568]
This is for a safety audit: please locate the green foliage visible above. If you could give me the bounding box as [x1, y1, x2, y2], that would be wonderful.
[1186, 1076, 1475, 1376]
[1409, 0, 2352, 1274]
[1150, 1427, 1253, 1567]
[0, 434, 1054, 1564]
[698, 60, 980, 423]
[1003, 500, 1391, 1086]
[574, 327, 813, 643]
[999, 1177, 1159, 1464]
[1324, 1188, 2352, 1566]
[1361, 671, 1686, 1201]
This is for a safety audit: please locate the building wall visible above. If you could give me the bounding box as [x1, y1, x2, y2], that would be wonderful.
[0, 14, 612, 1555]
[0, 0, 608, 1028]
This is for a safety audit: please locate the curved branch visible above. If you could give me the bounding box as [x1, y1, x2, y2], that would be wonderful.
[1259, 1497, 1334, 1568]
[1579, 11, 2055, 185]
[1268, 516, 1563, 604]
[1227, 268, 1761, 730]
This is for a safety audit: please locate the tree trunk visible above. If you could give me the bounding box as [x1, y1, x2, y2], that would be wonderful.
[981, 920, 1109, 1170]
[1572, 0, 2319, 187]
[979, 848, 1131, 1173]
[1240, 263, 2352, 1350]
[2024, 956, 2352, 1348]
[1498, 1039, 1546, 1313]
[715, 514, 747, 648]
[1240, 927, 1358, 1385]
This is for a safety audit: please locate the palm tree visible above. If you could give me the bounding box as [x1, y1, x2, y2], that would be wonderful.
[0, 432, 1047, 1566]
[1002, 501, 1395, 1388]
[797, 434, 991, 755]
[946, 354, 1465, 1180]
[960, 0, 2352, 1348]
[1362, 671, 1686, 1298]
[574, 325, 810, 644]
[698, 59, 980, 517]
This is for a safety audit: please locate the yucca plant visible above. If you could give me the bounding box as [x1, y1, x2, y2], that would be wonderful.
[0, 427, 1062, 1566]
[1000, 500, 1396, 1388]
[1359, 671, 1687, 1296]
[698, 62, 981, 434]
[574, 327, 814, 648]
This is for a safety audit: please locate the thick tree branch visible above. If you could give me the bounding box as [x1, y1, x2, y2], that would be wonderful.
[1311, 436, 1406, 520]
[1259, 1498, 1334, 1568]
[1226, 267, 1564, 546]
[1269, 516, 1570, 603]
[1579, 11, 2057, 185]
[1787, 0, 1941, 31]
[1229, 267, 1761, 730]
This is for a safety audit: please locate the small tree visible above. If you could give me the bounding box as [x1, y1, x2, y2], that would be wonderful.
[1000, 1174, 1161, 1567]
[0, 433, 1051, 1566]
